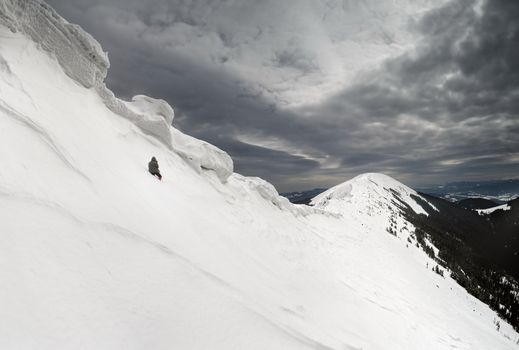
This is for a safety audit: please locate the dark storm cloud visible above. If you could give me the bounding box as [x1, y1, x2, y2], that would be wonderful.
[299, 0, 519, 186]
[46, 0, 519, 191]
[216, 138, 321, 187]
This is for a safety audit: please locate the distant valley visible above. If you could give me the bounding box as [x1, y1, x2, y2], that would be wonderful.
[416, 179, 519, 203]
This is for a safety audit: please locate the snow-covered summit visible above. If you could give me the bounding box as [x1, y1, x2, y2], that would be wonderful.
[312, 173, 437, 216]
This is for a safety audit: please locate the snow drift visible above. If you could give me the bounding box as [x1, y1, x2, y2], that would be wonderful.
[0, 1, 518, 349]
[0, 0, 233, 181]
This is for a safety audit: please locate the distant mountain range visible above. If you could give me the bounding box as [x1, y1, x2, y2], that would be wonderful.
[280, 188, 327, 204]
[282, 179, 519, 204]
[416, 179, 519, 203]
[456, 198, 498, 210]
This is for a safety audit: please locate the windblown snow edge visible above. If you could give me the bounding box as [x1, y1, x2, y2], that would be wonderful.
[0, 0, 234, 182]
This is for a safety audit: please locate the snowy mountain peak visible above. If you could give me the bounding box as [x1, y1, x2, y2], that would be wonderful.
[312, 173, 438, 216]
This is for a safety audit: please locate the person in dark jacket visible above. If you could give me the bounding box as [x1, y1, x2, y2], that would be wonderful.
[148, 156, 162, 180]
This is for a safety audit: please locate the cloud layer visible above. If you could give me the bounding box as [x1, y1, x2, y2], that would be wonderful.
[47, 0, 519, 191]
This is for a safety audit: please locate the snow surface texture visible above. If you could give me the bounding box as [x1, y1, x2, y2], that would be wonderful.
[0, 2, 518, 350]
[0, 0, 108, 88]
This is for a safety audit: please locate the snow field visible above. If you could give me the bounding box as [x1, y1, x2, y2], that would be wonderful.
[0, 10, 518, 350]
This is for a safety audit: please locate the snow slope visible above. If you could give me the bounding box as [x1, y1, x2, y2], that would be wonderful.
[477, 203, 512, 215]
[0, 2, 518, 349]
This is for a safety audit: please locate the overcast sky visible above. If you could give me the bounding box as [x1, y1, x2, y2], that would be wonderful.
[47, 0, 519, 192]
